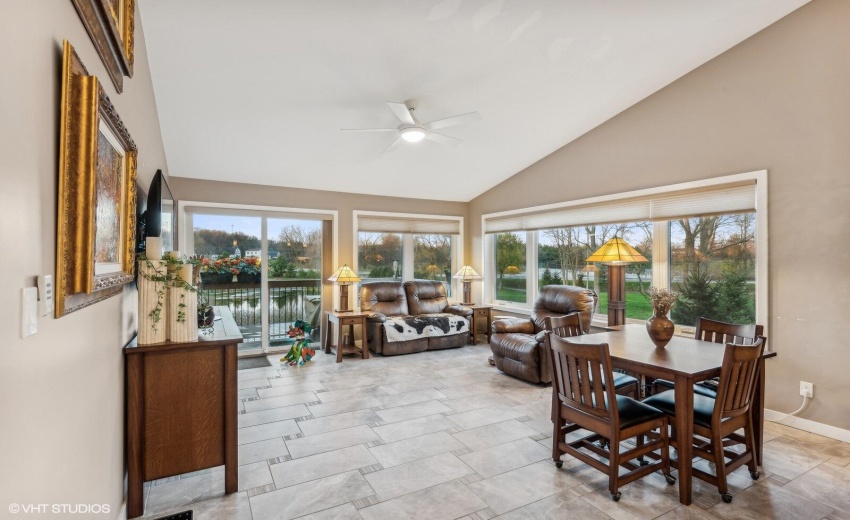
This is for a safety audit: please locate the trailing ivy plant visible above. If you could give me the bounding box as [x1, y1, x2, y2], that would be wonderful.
[138, 253, 197, 331]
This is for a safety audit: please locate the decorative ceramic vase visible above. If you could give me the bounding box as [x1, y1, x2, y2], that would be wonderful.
[138, 259, 168, 345]
[168, 282, 198, 342]
[198, 305, 215, 327]
[646, 312, 675, 348]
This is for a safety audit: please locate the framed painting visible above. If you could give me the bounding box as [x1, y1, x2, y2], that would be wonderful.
[70, 0, 135, 93]
[56, 40, 138, 317]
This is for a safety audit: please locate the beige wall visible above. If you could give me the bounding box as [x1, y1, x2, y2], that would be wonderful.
[470, 0, 850, 429]
[0, 1, 167, 516]
[169, 179, 467, 319]
[169, 178, 467, 267]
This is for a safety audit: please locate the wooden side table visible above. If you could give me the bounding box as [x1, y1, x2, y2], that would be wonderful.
[469, 305, 493, 345]
[124, 306, 242, 519]
[324, 311, 369, 362]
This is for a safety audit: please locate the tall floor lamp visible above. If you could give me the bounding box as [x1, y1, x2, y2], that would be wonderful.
[453, 265, 482, 305]
[328, 264, 361, 313]
[586, 237, 647, 326]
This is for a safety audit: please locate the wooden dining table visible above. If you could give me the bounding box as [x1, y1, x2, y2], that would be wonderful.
[567, 324, 775, 505]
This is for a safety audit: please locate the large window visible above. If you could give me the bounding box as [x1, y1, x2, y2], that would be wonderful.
[494, 232, 527, 304]
[355, 212, 463, 301]
[358, 232, 403, 282]
[537, 223, 653, 319]
[414, 234, 453, 287]
[482, 173, 766, 330]
[669, 214, 756, 326]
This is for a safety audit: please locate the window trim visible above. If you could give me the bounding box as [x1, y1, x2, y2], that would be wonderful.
[481, 170, 768, 336]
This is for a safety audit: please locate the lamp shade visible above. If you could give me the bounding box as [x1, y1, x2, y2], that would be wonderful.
[586, 237, 648, 265]
[452, 265, 482, 280]
[328, 264, 361, 284]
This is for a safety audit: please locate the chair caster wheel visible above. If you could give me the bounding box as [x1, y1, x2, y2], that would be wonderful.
[639, 459, 649, 466]
[555, 460, 563, 468]
[750, 470, 760, 480]
[721, 493, 733, 503]
[611, 492, 621, 502]
[665, 474, 676, 485]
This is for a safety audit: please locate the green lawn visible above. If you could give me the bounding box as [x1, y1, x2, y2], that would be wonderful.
[598, 292, 653, 320]
[496, 286, 653, 320]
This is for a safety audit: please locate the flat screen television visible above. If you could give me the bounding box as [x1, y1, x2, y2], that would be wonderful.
[140, 169, 175, 254]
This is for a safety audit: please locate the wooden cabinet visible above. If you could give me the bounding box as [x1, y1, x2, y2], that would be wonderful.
[124, 306, 243, 518]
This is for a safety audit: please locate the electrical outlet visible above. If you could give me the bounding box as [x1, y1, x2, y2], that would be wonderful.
[800, 381, 813, 398]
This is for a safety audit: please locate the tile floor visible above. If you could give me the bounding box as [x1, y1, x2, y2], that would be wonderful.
[141, 342, 850, 520]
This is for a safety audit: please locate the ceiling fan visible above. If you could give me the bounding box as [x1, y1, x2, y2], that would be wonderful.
[342, 100, 481, 153]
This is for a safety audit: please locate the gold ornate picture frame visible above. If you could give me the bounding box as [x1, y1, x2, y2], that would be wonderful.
[70, 0, 135, 93]
[56, 40, 138, 318]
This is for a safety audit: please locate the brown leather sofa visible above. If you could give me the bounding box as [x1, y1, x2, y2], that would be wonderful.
[361, 280, 473, 355]
[490, 285, 597, 383]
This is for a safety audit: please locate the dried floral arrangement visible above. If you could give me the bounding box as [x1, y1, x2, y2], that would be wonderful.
[648, 286, 679, 316]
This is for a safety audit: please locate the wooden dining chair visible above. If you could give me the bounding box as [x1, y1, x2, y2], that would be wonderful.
[546, 314, 639, 398]
[643, 338, 765, 503]
[653, 317, 765, 397]
[546, 332, 674, 501]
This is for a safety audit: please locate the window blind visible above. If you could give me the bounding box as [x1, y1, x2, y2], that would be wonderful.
[358, 214, 462, 235]
[183, 206, 333, 221]
[483, 180, 756, 233]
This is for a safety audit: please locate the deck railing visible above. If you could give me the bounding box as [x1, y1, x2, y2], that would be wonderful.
[199, 279, 322, 344]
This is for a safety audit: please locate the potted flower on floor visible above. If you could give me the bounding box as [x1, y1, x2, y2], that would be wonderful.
[281, 320, 316, 366]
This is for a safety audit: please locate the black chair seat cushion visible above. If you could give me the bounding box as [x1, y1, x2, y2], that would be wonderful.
[614, 395, 665, 430]
[643, 389, 717, 429]
[654, 378, 717, 398]
[563, 394, 663, 430]
[611, 372, 638, 391]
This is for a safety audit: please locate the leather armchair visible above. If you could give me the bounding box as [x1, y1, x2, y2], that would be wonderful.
[489, 285, 597, 384]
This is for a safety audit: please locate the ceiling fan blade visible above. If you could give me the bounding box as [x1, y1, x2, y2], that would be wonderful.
[340, 128, 397, 132]
[424, 132, 462, 147]
[382, 136, 404, 154]
[387, 102, 415, 125]
[426, 111, 481, 131]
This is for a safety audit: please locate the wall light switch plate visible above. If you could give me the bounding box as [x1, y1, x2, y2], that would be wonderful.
[38, 274, 54, 317]
[22, 287, 38, 338]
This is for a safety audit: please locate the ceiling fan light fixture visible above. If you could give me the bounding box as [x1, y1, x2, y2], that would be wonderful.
[400, 127, 425, 143]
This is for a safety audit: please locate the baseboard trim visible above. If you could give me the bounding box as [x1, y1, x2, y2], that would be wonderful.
[765, 409, 850, 443]
[115, 501, 127, 520]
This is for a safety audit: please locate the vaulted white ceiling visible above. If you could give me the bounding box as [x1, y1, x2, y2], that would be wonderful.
[140, 0, 808, 201]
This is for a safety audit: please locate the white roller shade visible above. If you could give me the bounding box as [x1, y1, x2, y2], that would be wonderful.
[486, 198, 651, 233]
[649, 183, 756, 221]
[184, 205, 332, 221]
[358, 215, 462, 235]
[483, 180, 756, 233]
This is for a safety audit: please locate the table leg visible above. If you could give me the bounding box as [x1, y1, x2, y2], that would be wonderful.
[224, 344, 238, 494]
[674, 374, 694, 505]
[324, 315, 332, 354]
[126, 355, 144, 519]
[361, 321, 369, 359]
[336, 321, 344, 363]
[752, 357, 766, 466]
[471, 313, 477, 345]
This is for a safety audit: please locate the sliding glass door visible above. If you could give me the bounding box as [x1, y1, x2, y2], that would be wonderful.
[192, 213, 264, 355]
[266, 218, 323, 351]
[188, 209, 327, 356]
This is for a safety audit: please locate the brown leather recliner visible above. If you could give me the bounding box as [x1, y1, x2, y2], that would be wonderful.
[361, 280, 472, 356]
[490, 285, 597, 383]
